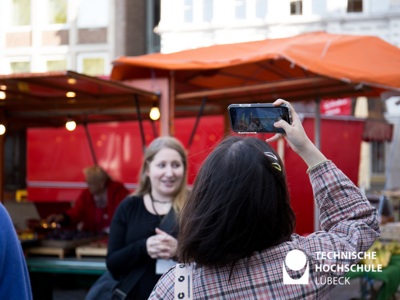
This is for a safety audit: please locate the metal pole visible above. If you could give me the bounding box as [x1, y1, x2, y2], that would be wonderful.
[146, 0, 154, 54]
[83, 123, 98, 166]
[187, 97, 207, 149]
[169, 71, 175, 136]
[150, 119, 158, 139]
[314, 98, 321, 232]
[134, 94, 146, 154]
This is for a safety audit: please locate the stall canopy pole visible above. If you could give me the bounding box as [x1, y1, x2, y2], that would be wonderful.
[134, 94, 146, 154]
[151, 120, 158, 139]
[169, 71, 175, 136]
[314, 98, 321, 232]
[187, 97, 207, 149]
[83, 123, 98, 166]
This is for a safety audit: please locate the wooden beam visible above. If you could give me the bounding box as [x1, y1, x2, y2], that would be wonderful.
[201, 81, 346, 103]
[223, 86, 371, 104]
[66, 71, 159, 100]
[176, 76, 330, 100]
[256, 61, 295, 79]
[219, 72, 269, 84]
[20, 78, 96, 98]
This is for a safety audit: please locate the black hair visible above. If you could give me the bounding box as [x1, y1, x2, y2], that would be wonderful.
[177, 136, 295, 269]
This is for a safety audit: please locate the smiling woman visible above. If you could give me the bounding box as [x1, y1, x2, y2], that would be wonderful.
[86, 137, 189, 300]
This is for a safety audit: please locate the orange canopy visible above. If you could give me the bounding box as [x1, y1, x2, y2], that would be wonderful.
[112, 32, 400, 99]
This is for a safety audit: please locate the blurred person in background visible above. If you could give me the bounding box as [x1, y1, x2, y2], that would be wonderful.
[46, 166, 129, 233]
[0, 202, 32, 300]
[86, 137, 189, 300]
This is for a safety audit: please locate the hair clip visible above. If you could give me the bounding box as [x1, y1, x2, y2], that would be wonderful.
[264, 152, 278, 161]
[271, 163, 282, 172]
[264, 152, 281, 171]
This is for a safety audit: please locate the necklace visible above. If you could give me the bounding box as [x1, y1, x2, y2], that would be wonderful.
[149, 192, 171, 204]
[149, 192, 171, 220]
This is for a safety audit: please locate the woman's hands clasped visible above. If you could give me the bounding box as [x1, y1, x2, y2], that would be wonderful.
[146, 228, 178, 260]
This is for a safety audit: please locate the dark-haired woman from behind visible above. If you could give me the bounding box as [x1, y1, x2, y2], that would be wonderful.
[149, 99, 380, 300]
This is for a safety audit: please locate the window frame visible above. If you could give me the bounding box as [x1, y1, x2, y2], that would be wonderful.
[255, 0, 268, 20]
[6, 56, 32, 74]
[347, 0, 363, 13]
[77, 52, 110, 76]
[371, 141, 386, 176]
[6, 0, 32, 32]
[41, 0, 70, 31]
[234, 0, 247, 20]
[184, 0, 194, 23]
[202, 0, 213, 23]
[290, 0, 303, 16]
[41, 54, 71, 72]
[77, 0, 109, 29]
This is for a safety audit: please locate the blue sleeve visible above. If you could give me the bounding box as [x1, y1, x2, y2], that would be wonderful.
[0, 203, 33, 300]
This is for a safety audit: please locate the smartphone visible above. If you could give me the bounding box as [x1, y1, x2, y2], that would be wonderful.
[228, 103, 292, 134]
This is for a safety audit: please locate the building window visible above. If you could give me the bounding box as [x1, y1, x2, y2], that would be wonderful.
[290, 1, 302, 15]
[312, 0, 326, 15]
[256, 0, 268, 19]
[235, 0, 246, 19]
[12, 0, 31, 26]
[184, 0, 193, 23]
[46, 60, 67, 71]
[49, 0, 67, 24]
[77, 0, 109, 28]
[82, 58, 105, 76]
[10, 61, 30, 74]
[203, 0, 213, 22]
[371, 141, 385, 174]
[347, 0, 362, 12]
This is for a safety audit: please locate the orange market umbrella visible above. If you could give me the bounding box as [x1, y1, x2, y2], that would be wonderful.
[112, 31, 400, 106]
[111, 32, 400, 232]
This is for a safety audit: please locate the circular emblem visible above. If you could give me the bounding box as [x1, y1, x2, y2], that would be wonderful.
[179, 264, 185, 268]
[178, 292, 185, 299]
[178, 276, 185, 282]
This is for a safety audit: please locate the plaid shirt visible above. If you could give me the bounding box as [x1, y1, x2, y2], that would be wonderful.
[149, 162, 380, 300]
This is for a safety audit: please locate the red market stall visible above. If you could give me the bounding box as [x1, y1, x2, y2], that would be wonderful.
[27, 113, 363, 235]
[0, 70, 160, 207]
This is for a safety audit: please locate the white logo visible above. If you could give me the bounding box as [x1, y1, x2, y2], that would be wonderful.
[283, 250, 309, 285]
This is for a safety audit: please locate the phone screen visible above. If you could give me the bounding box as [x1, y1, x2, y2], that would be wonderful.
[229, 106, 290, 133]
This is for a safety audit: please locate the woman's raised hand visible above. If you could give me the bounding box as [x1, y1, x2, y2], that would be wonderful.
[266, 99, 327, 167]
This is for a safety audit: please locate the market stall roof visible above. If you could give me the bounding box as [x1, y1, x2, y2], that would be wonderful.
[0, 71, 160, 129]
[111, 32, 400, 112]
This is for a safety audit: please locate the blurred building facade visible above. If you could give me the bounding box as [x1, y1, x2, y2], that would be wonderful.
[156, 0, 400, 193]
[0, 0, 161, 77]
[0, 0, 161, 194]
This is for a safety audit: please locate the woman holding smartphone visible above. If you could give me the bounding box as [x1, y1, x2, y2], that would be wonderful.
[149, 99, 380, 300]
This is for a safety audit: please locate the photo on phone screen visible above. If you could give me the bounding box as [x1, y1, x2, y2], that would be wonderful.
[229, 106, 291, 133]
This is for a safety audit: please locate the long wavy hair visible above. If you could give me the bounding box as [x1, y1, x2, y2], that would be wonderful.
[133, 137, 188, 213]
[177, 136, 296, 269]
